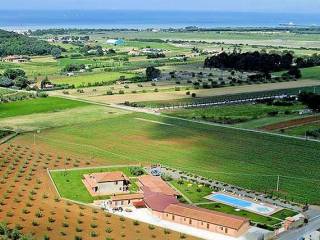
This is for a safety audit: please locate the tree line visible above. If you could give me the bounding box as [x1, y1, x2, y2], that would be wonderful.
[204, 51, 294, 73]
[296, 54, 320, 68]
[0, 30, 62, 57]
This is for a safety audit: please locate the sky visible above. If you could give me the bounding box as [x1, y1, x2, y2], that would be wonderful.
[1, 0, 320, 13]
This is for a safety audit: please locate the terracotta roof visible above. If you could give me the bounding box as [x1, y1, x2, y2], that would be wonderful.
[84, 171, 129, 184]
[144, 192, 179, 212]
[138, 175, 178, 196]
[110, 193, 144, 201]
[164, 203, 249, 230]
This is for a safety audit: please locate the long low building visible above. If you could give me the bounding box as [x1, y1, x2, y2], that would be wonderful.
[106, 174, 249, 237]
[137, 175, 250, 237]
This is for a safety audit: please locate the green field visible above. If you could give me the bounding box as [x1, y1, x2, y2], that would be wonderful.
[301, 66, 320, 80]
[0, 87, 15, 96]
[165, 103, 303, 124]
[0, 97, 88, 119]
[14, 112, 320, 204]
[50, 167, 142, 203]
[170, 180, 213, 203]
[52, 71, 137, 87]
[284, 122, 320, 138]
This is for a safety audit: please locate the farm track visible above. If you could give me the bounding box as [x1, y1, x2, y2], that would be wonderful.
[260, 115, 320, 131]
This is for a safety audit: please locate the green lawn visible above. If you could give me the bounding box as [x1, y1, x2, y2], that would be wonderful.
[15, 112, 320, 204]
[50, 167, 143, 203]
[271, 209, 298, 220]
[51, 71, 136, 87]
[0, 97, 89, 119]
[170, 180, 213, 203]
[165, 103, 303, 124]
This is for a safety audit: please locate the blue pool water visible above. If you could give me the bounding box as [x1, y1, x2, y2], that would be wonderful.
[208, 193, 275, 215]
[211, 194, 252, 208]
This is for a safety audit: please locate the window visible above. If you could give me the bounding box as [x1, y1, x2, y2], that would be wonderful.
[128, 200, 131, 204]
[201, 221, 203, 225]
[172, 215, 175, 220]
[115, 181, 118, 185]
[207, 223, 210, 229]
[184, 218, 186, 221]
[189, 219, 192, 224]
[225, 228, 228, 233]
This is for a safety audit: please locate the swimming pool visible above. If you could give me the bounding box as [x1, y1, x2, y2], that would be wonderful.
[207, 193, 276, 215]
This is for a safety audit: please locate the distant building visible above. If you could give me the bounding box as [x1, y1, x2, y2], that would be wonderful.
[106, 39, 125, 46]
[83, 171, 130, 196]
[2, 55, 30, 63]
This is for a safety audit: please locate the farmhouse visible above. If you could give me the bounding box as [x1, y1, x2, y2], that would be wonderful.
[106, 38, 125, 46]
[83, 171, 130, 196]
[2, 55, 30, 63]
[106, 175, 248, 237]
[109, 193, 144, 208]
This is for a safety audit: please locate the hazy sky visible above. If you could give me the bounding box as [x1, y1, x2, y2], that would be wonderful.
[1, 0, 320, 13]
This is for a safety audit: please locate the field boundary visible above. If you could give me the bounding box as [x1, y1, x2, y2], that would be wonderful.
[47, 168, 61, 198]
[160, 114, 320, 143]
[0, 132, 19, 145]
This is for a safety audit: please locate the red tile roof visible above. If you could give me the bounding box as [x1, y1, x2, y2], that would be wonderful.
[144, 192, 179, 212]
[138, 175, 178, 196]
[110, 193, 144, 201]
[164, 203, 249, 230]
[83, 172, 129, 187]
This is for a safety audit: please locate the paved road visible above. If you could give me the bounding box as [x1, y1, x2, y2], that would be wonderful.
[277, 215, 320, 240]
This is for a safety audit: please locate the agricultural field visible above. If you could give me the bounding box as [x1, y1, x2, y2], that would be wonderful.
[283, 122, 320, 138]
[164, 103, 304, 124]
[300, 66, 320, 80]
[51, 71, 137, 87]
[0, 97, 89, 119]
[0, 143, 190, 240]
[10, 112, 320, 205]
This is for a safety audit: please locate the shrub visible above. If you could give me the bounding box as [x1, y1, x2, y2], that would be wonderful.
[119, 90, 125, 94]
[129, 167, 144, 176]
[62, 222, 69, 228]
[133, 220, 140, 226]
[35, 210, 43, 218]
[90, 223, 98, 228]
[105, 227, 113, 233]
[32, 221, 39, 226]
[43, 235, 50, 240]
[90, 231, 98, 237]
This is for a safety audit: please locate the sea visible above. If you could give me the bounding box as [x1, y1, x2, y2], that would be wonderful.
[0, 10, 320, 30]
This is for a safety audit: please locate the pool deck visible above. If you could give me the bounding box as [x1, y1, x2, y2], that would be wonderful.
[205, 192, 282, 216]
